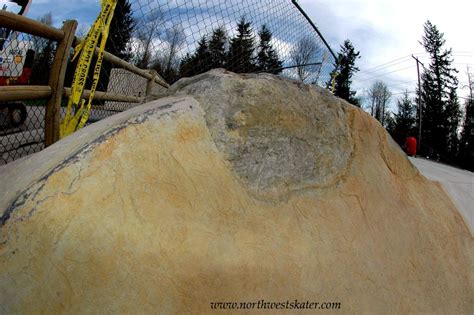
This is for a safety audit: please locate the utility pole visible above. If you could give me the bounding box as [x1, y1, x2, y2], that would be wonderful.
[412, 55, 425, 154]
[467, 66, 473, 101]
[467, 67, 474, 141]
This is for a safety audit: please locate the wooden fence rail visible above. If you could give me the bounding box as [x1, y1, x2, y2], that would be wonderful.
[0, 86, 144, 104]
[0, 10, 169, 150]
[63, 88, 143, 103]
[0, 10, 64, 41]
[74, 38, 169, 89]
[0, 86, 52, 101]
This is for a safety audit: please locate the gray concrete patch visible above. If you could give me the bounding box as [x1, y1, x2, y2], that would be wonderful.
[164, 69, 354, 199]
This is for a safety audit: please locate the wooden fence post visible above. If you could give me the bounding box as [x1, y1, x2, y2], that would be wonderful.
[145, 70, 157, 102]
[44, 20, 77, 147]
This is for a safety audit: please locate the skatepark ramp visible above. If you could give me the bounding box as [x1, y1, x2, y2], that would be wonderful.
[0, 70, 472, 313]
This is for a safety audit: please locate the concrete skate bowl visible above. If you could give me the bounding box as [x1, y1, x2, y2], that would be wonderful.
[0, 70, 472, 313]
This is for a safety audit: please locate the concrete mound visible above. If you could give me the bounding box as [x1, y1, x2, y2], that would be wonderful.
[164, 71, 353, 199]
[0, 70, 472, 313]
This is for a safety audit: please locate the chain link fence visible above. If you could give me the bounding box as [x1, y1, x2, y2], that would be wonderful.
[124, 0, 336, 84]
[0, 25, 58, 165]
[0, 0, 336, 165]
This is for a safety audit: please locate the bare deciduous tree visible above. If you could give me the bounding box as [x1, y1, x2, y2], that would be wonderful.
[289, 36, 319, 83]
[366, 80, 392, 126]
[152, 24, 185, 76]
[75, 24, 90, 41]
[134, 8, 164, 69]
[31, 12, 53, 52]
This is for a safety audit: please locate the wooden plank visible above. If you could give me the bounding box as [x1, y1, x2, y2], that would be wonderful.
[63, 88, 143, 103]
[0, 86, 52, 102]
[45, 20, 77, 147]
[145, 70, 157, 99]
[0, 11, 64, 41]
[73, 37, 169, 88]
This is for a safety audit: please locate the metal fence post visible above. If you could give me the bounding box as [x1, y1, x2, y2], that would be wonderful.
[45, 20, 77, 147]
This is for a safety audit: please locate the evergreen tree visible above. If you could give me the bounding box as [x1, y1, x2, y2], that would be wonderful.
[227, 17, 256, 73]
[208, 26, 227, 69]
[328, 40, 360, 106]
[106, 0, 135, 60]
[178, 53, 194, 78]
[419, 20, 459, 160]
[31, 40, 54, 85]
[98, 0, 135, 91]
[385, 112, 396, 136]
[179, 36, 211, 77]
[391, 91, 417, 145]
[256, 25, 283, 74]
[445, 87, 462, 156]
[195, 36, 212, 72]
[30, 13, 55, 85]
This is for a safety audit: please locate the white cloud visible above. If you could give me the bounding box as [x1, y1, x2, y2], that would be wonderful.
[25, 0, 474, 109]
[300, 0, 474, 107]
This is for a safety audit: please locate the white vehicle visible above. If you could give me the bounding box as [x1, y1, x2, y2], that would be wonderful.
[0, 39, 32, 78]
[0, 0, 33, 129]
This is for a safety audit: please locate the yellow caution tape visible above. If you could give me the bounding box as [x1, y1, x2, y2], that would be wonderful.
[60, 0, 118, 138]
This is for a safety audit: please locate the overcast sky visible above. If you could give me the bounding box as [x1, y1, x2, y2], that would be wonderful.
[300, 0, 474, 107]
[24, 0, 474, 109]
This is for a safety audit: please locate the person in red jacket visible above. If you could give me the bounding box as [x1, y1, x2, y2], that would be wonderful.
[404, 136, 417, 157]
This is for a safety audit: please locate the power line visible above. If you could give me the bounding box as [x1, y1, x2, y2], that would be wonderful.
[381, 79, 418, 89]
[354, 59, 415, 80]
[382, 78, 418, 84]
[352, 52, 473, 89]
[353, 59, 413, 80]
[353, 65, 414, 83]
[392, 90, 416, 96]
[360, 52, 472, 74]
[355, 81, 417, 93]
[354, 52, 429, 78]
[355, 55, 412, 76]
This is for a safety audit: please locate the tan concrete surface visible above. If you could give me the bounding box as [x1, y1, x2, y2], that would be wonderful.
[0, 71, 472, 314]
